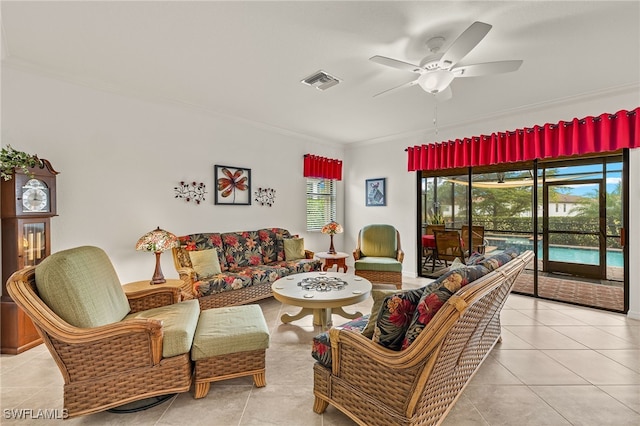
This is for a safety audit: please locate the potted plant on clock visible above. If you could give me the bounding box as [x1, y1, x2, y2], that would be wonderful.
[0, 145, 41, 181]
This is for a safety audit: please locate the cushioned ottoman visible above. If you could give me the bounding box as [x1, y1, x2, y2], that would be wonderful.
[191, 304, 270, 398]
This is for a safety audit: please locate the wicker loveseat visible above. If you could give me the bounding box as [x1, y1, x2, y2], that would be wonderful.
[172, 227, 322, 310]
[312, 250, 534, 426]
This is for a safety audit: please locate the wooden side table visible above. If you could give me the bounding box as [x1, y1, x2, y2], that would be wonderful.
[315, 251, 349, 273]
[122, 279, 184, 293]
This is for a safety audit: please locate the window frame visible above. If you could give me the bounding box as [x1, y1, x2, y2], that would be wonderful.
[306, 178, 336, 232]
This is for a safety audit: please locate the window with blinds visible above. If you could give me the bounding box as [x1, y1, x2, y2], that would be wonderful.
[306, 178, 336, 231]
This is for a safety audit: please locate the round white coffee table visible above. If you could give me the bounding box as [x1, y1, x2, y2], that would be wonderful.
[271, 272, 372, 328]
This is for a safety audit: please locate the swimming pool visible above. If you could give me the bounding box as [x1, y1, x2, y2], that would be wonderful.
[486, 236, 624, 267]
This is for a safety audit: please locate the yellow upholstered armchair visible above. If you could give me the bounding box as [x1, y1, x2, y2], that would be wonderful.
[6, 246, 198, 418]
[353, 224, 404, 289]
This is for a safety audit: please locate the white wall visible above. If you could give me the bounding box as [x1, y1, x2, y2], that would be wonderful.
[2, 66, 638, 318]
[345, 88, 640, 318]
[1, 67, 345, 284]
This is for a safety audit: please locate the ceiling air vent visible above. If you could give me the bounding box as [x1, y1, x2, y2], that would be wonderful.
[301, 70, 341, 91]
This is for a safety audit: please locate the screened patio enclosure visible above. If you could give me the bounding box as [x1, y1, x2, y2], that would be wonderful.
[418, 153, 628, 313]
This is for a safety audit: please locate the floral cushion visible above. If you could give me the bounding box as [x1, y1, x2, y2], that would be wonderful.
[178, 233, 227, 271]
[372, 288, 425, 351]
[402, 265, 491, 349]
[230, 265, 288, 284]
[267, 259, 322, 274]
[221, 231, 264, 268]
[257, 228, 287, 264]
[312, 315, 369, 368]
[193, 272, 253, 297]
[478, 248, 519, 272]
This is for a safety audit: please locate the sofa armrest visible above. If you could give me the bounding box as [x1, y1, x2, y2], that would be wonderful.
[305, 249, 315, 259]
[126, 287, 181, 313]
[397, 249, 405, 263]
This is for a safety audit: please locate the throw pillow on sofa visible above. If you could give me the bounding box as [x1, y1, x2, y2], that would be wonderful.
[188, 249, 222, 279]
[372, 287, 424, 351]
[362, 289, 404, 338]
[402, 264, 490, 349]
[284, 238, 305, 260]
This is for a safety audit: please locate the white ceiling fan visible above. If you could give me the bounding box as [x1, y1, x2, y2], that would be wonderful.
[370, 21, 523, 100]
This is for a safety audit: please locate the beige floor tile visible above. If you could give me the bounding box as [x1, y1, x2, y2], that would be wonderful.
[462, 384, 571, 425]
[595, 325, 640, 346]
[543, 349, 640, 385]
[493, 328, 536, 350]
[599, 385, 640, 414]
[441, 393, 489, 426]
[239, 385, 323, 426]
[557, 308, 628, 326]
[503, 325, 587, 349]
[500, 309, 543, 326]
[492, 350, 588, 385]
[531, 385, 640, 425]
[468, 355, 522, 385]
[516, 309, 590, 326]
[157, 386, 250, 426]
[597, 349, 640, 373]
[551, 325, 637, 349]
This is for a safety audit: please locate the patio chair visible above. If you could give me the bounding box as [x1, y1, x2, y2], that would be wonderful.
[353, 224, 404, 289]
[434, 229, 465, 267]
[423, 224, 445, 270]
[5, 246, 197, 418]
[461, 225, 486, 254]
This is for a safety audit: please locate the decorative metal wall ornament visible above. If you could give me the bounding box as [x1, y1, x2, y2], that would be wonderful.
[254, 187, 276, 206]
[174, 181, 207, 204]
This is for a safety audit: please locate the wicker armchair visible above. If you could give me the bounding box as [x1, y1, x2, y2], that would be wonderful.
[314, 250, 534, 426]
[5, 246, 196, 418]
[353, 224, 404, 289]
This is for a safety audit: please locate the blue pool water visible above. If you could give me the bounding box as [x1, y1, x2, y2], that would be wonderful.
[486, 236, 624, 267]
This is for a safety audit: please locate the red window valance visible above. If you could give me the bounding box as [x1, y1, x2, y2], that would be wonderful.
[407, 107, 639, 171]
[303, 154, 343, 180]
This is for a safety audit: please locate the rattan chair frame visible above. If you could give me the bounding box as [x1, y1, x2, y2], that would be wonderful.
[6, 266, 193, 418]
[313, 251, 534, 426]
[353, 226, 404, 289]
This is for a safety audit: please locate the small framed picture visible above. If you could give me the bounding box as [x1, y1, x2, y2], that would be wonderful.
[365, 178, 386, 206]
[214, 165, 251, 205]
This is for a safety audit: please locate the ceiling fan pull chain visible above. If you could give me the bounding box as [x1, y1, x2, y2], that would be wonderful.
[434, 105, 439, 136]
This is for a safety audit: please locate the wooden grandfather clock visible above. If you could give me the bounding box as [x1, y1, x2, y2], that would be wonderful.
[1, 159, 58, 354]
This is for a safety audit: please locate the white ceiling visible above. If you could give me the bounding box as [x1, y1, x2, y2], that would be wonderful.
[2, 1, 639, 144]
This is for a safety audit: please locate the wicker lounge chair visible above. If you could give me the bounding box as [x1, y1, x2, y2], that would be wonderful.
[353, 224, 404, 289]
[5, 246, 197, 418]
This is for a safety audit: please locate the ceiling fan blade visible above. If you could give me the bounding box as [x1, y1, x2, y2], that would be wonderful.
[373, 78, 419, 97]
[434, 86, 452, 102]
[452, 60, 523, 77]
[439, 21, 492, 69]
[370, 55, 423, 73]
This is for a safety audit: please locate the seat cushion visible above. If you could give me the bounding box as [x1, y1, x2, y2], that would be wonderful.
[35, 246, 131, 328]
[193, 272, 253, 298]
[126, 299, 200, 358]
[354, 257, 402, 272]
[312, 315, 369, 368]
[191, 304, 269, 360]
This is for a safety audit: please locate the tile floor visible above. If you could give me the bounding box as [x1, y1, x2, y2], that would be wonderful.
[1, 274, 639, 425]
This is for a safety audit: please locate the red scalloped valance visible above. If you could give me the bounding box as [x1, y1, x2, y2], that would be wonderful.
[303, 154, 343, 180]
[407, 108, 639, 171]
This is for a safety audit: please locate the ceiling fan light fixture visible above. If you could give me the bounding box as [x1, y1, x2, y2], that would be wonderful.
[418, 70, 454, 93]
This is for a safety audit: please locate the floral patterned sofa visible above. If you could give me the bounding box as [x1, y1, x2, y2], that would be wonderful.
[172, 228, 322, 310]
